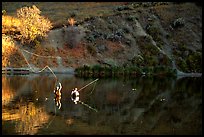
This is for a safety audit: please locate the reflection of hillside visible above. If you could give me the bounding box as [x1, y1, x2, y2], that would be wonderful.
[2, 75, 54, 135]
[2, 75, 29, 106]
[85, 77, 202, 134]
[6, 75, 27, 92]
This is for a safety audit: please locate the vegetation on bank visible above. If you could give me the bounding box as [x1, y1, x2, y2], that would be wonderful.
[75, 65, 177, 78]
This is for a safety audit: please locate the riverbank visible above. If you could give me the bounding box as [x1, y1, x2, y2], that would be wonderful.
[2, 67, 75, 75]
[2, 67, 202, 78]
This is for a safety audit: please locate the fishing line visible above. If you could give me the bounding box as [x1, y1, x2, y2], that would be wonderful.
[78, 78, 99, 92]
[20, 50, 57, 80]
[46, 99, 57, 128]
[87, 79, 98, 96]
[21, 49, 59, 93]
[21, 47, 75, 59]
[78, 100, 98, 112]
[21, 48, 58, 58]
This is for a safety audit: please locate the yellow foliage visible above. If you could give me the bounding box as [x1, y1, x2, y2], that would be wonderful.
[2, 15, 21, 34]
[68, 18, 76, 26]
[2, 34, 18, 67]
[2, 5, 53, 44]
[16, 5, 53, 43]
[2, 102, 49, 135]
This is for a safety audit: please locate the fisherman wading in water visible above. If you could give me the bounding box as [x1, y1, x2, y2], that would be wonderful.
[71, 88, 79, 104]
[54, 82, 62, 109]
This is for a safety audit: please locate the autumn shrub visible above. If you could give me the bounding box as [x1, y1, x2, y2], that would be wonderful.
[16, 5, 53, 44]
[2, 34, 18, 67]
[2, 15, 21, 35]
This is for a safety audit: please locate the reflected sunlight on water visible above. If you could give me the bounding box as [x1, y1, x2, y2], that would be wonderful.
[2, 76, 15, 106]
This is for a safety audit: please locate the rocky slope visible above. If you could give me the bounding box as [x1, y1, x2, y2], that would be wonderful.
[3, 2, 202, 75]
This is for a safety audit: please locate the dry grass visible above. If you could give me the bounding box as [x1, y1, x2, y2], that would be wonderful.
[28, 46, 57, 68]
[153, 3, 201, 28]
[60, 42, 87, 67]
[2, 2, 126, 28]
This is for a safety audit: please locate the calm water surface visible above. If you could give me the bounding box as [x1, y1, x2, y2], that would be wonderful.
[2, 74, 202, 135]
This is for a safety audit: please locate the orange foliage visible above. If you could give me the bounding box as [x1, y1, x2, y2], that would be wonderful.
[2, 5, 53, 44]
[2, 15, 21, 34]
[68, 18, 76, 26]
[16, 5, 53, 43]
[2, 35, 18, 67]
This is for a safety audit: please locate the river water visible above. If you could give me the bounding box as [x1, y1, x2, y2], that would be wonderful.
[2, 74, 202, 135]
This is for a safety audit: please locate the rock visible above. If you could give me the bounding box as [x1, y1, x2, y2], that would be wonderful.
[63, 26, 85, 49]
[183, 50, 189, 57]
[172, 18, 185, 28]
[96, 44, 108, 53]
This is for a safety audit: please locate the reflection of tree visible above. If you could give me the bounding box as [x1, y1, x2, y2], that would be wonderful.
[2, 102, 49, 135]
[8, 76, 27, 91]
[2, 75, 28, 106]
[2, 76, 15, 106]
[2, 75, 51, 135]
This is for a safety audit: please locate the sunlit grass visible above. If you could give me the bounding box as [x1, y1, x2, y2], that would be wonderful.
[2, 2, 126, 28]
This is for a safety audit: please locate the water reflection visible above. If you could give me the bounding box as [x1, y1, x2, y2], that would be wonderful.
[2, 74, 202, 135]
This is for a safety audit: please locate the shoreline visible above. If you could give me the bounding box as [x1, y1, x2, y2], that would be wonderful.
[2, 67, 202, 77]
[2, 67, 75, 75]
